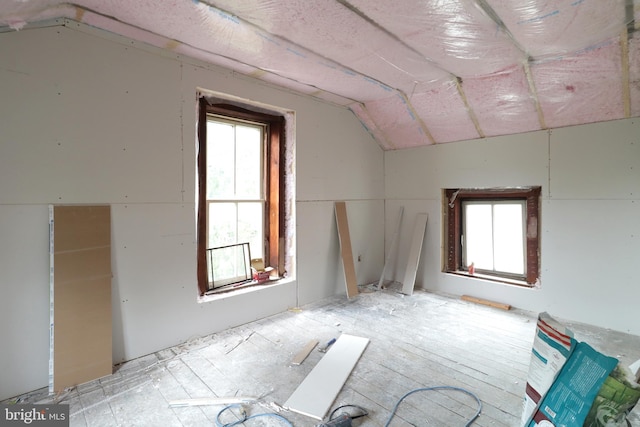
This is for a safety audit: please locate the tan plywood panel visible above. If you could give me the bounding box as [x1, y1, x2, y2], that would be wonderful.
[334, 202, 358, 298]
[53, 206, 111, 252]
[51, 205, 112, 392]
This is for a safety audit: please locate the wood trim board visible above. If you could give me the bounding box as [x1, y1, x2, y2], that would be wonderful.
[401, 213, 428, 295]
[291, 339, 318, 365]
[461, 295, 511, 311]
[334, 202, 358, 298]
[284, 334, 369, 420]
[49, 205, 113, 392]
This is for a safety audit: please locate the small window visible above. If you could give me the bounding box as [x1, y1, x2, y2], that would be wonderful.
[197, 99, 285, 295]
[444, 187, 541, 286]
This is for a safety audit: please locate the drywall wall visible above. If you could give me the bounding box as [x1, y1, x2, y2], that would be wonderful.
[0, 22, 383, 400]
[384, 120, 640, 336]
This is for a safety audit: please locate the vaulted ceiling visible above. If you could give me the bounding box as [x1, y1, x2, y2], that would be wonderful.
[1, 0, 638, 150]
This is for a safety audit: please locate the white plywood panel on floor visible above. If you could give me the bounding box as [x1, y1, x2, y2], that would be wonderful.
[284, 334, 369, 420]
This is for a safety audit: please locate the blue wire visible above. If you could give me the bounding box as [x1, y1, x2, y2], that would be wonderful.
[215, 403, 293, 427]
[383, 386, 482, 427]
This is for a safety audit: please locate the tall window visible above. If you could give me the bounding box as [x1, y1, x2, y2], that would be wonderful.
[197, 99, 284, 295]
[206, 118, 265, 259]
[444, 187, 541, 286]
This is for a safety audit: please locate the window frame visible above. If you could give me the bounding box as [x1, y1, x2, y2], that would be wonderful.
[197, 98, 285, 296]
[444, 187, 541, 286]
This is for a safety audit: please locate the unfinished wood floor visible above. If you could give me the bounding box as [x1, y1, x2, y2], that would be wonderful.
[7, 286, 640, 426]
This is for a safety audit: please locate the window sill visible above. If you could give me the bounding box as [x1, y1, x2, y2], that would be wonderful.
[197, 277, 295, 303]
[447, 271, 534, 288]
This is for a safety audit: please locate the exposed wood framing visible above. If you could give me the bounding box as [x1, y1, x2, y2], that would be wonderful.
[401, 92, 436, 145]
[455, 77, 485, 138]
[523, 60, 547, 130]
[621, 29, 631, 118]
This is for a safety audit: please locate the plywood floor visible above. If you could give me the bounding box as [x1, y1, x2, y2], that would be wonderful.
[6, 286, 640, 426]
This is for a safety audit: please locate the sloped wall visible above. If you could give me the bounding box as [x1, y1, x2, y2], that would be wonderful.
[384, 120, 640, 336]
[0, 23, 384, 400]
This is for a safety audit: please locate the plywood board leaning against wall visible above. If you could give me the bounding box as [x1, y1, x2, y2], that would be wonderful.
[401, 213, 428, 295]
[49, 205, 112, 393]
[334, 202, 358, 298]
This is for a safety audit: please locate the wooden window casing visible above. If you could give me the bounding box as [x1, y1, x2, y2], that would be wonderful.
[197, 99, 285, 296]
[444, 187, 541, 286]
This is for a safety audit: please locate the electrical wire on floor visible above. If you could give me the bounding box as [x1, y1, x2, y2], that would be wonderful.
[215, 403, 293, 427]
[383, 386, 482, 427]
[214, 386, 482, 427]
[321, 386, 482, 427]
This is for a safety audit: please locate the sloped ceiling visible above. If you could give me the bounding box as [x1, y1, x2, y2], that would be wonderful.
[1, 0, 639, 150]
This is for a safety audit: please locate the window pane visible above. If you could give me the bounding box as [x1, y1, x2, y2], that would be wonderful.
[207, 121, 234, 199]
[235, 125, 262, 199]
[238, 202, 263, 259]
[207, 243, 251, 288]
[464, 204, 494, 270]
[493, 203, 524, 274]
[208, 202, 236, 248]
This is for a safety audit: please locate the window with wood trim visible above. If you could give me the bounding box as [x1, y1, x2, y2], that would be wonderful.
[444, 187, 541, 286]
[197, 98, 285, 295]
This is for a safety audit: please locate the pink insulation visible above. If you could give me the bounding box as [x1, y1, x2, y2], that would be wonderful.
[0, 0, 637, 150]
[463, 65, 541, 137]
[629, 33, 640, 117]
[349, 103, 394, 150]
[346, 0, 525, 77]
[206, 0, 450, 95]
[487, 0, 629, 57]
[0, 0, 68, 30]
[363, 93, 433, 149]
[410, 80, 481, 143]
[533, 39, 624, 129]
